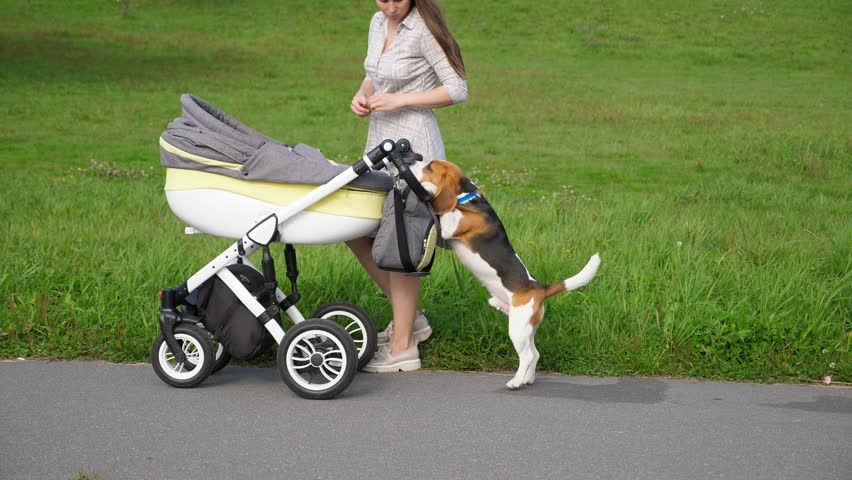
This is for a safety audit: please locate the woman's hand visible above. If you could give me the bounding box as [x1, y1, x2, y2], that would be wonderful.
[351, 94, 371, 117]
[367, 93, 407, 112]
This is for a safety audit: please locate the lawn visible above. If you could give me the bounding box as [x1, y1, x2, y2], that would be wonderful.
[1, 0, 849, 382]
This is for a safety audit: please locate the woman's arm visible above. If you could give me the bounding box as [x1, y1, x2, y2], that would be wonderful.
[367, 86, 454, 112]
[420, 27, 468, 105]
[367, 28, 468, 113]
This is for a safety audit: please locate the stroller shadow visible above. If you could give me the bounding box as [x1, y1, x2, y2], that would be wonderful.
[205, 365, 390, 399]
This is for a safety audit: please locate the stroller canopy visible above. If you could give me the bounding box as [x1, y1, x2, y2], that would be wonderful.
[160, 94, 392, 192]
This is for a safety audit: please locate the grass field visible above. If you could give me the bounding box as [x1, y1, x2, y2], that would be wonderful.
[1, 0, 849, 382]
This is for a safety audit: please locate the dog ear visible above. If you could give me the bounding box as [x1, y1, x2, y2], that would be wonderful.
[426, 162, 459, 214]
[431, 181, 458, 214]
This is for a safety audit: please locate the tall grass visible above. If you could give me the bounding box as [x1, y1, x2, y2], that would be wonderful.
[1, 0, 849, 382]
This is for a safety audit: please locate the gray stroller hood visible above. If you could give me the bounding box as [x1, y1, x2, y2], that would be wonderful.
[160, 94, 392, 191]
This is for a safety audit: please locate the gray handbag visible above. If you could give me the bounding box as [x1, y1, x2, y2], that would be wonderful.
[372, 184, 440, 276]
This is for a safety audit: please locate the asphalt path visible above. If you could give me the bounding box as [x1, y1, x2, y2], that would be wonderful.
[1, 360, 850, 480]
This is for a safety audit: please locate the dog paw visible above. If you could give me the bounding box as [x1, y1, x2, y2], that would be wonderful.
[506, 377, 524, 390]
[523, 372, 535, 385]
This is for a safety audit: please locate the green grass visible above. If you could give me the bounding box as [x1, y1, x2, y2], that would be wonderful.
[1, 0, 849, 383]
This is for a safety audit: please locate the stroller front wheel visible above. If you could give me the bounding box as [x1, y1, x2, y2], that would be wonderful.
[151, 323, 215, 388]
[277, 319, 357, 400]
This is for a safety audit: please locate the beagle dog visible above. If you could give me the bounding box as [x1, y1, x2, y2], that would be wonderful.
[410, 160, 601, 389]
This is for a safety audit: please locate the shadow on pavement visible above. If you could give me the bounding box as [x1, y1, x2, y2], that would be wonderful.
[764, 395, 852, 414]
[501, 377, 668, 404]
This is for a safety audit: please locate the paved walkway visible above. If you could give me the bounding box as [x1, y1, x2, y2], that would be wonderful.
[1, 360, 850, 480]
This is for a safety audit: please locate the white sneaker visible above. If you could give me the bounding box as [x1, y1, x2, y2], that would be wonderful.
[362, 345, 421, 373]
[377, 311, 432, 346]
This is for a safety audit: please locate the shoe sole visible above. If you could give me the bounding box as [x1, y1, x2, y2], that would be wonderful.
[377, 326, 433, 346]
[362, 359, 422, 373]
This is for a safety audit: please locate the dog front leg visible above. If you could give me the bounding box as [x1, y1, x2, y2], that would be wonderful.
[439, 210, 463, 240]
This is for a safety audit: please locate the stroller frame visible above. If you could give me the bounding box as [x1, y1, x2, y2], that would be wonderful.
[153, 139, 431, 399]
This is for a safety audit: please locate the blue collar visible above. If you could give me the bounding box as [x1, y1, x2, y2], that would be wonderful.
[457, 191, 480, 205]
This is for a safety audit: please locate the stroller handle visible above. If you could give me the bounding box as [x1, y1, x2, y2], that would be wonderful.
[362, 138, 433, 202]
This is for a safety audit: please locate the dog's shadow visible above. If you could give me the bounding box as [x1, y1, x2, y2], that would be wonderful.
[501, 376, 668, 405]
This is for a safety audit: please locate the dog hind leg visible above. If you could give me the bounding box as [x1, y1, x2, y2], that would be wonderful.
[506, 302, 536, 390]
[522, 324, 540, 385]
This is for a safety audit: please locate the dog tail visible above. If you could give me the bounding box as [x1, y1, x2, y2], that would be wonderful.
[544, 253, 601, 299]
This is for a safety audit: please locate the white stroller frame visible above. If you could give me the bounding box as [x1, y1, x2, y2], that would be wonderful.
[153, 138, 433, 400]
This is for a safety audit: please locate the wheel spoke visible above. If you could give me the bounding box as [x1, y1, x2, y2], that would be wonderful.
[295, 344, 312, 357]
[322, 349, 343, 358]
[291, 355, 310, 368]
[319, 364, 337, 382]
[322, 361, 341, 375]
[186, 354, 201, 370]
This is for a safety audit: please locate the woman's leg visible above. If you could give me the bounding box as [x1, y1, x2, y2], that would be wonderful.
[386, 272, 419, 355]
[346, 237, 420, 355]
[345, 237, 392, 298]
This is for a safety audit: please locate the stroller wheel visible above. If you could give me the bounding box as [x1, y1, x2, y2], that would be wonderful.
[150, 323, 215, 388]
[277, 319, 357, 400]
[311, 302, 377, 370]
[192, 322, 231, 374]
[210, 342, 231, 374]
[194, 338, 231, 374]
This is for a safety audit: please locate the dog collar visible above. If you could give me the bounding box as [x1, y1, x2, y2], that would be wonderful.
[457, 191, 480, 205]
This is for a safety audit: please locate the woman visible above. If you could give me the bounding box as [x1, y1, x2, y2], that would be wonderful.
[347, 0, 468, 373]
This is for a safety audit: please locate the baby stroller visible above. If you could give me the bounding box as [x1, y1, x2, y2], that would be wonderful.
[152, 94, 430, 399]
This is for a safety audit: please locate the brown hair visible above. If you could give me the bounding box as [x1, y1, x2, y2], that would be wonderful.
[412, 0, 466, 79]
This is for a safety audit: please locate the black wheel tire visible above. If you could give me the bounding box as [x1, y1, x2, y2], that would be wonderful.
[150, 323, 215, 388]
[311, 302, 377, 370]
[192, 322, 231, 374]
[277, 319, 358, 400]
[210, 344, 231, 374]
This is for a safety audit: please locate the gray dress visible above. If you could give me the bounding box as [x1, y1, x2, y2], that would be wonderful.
[363, 8, 468, 162]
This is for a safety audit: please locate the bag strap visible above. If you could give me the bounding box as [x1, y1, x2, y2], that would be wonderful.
[393, 187, 416, 272]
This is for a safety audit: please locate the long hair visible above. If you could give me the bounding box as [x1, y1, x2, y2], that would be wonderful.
[412, 0, 466, 79]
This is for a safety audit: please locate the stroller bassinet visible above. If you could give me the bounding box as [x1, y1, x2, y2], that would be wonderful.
[160, 94, 393, 243]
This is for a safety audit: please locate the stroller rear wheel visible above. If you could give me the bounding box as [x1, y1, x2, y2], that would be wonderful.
[311, 302, 377, 370]
[277, 319, 357, 400]
[151, 323, 215, 388]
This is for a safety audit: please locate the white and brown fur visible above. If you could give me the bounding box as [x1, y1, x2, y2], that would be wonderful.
[410, 160, 601, 389]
